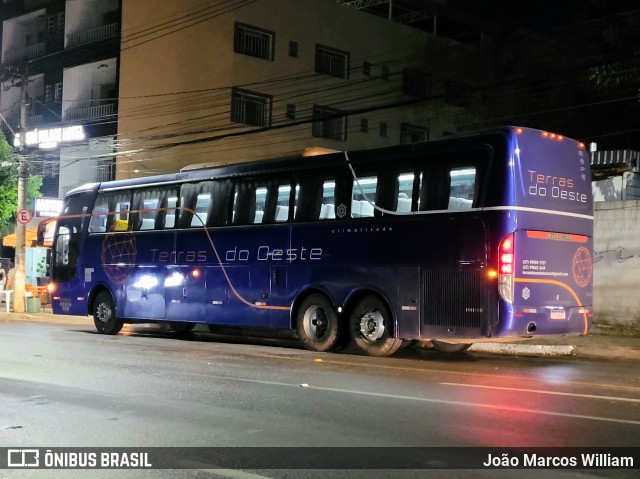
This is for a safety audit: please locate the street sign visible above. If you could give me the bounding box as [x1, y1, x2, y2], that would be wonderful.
[17, 208, 32, 225]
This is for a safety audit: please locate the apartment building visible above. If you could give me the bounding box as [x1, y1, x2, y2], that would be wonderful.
[117, 0, 496, 178]
[1, 0, 498, 189]
[0, 0, 120, 196]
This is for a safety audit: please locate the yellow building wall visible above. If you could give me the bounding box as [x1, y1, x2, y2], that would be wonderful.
[117, 0, 491, 178]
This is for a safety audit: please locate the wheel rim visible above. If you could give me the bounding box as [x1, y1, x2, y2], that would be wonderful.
[302, 305, 329, 341]
[96, 302, 112, 323]
[358, 309, 385, 343]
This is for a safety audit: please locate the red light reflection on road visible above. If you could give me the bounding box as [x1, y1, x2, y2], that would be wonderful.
[444, 377, 570, 447]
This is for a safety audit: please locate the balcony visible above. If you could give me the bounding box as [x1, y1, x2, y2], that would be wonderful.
[3, 42, 46, 64]
[64, 102, 116, 121]
[66, 23, 119, 48]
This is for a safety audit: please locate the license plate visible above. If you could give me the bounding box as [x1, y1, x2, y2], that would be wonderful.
[550, 310, 566, 320]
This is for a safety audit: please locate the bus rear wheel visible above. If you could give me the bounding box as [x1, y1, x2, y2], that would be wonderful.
[348, 295, 403, 357]
[93, 291, 123, 335]
[296, 294, 340, 352]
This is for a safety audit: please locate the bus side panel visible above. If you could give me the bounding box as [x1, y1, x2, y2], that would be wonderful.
[199, 227, 285, 328]
[289, 215, 488, 340]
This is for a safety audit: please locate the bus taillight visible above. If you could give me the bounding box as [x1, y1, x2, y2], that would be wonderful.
[498, 233, 514, 303]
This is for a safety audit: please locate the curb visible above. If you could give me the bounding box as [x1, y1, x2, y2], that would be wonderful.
[468, 343, 575, 356]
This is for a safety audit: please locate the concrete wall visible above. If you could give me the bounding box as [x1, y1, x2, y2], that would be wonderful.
[593, 200, 640, 328]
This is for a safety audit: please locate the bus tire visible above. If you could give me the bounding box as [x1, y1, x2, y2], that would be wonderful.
[431, 340, 472, 353]
[348, 295, 403, 357]
[168, 322, 195, 334]
[93, 291, 123, 335]
[296, 294, 340, 352]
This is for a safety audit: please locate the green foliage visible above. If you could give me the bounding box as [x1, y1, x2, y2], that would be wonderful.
[586, 2, 640, 91]
[0, 131, 43, 236]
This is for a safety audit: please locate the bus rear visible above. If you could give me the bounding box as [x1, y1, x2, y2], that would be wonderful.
[495, 127, 593, 337]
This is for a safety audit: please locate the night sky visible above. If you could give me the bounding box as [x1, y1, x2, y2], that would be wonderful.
[447, 0, 640, 150]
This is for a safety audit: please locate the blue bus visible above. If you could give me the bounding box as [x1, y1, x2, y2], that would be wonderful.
[45, 126, 593, 356]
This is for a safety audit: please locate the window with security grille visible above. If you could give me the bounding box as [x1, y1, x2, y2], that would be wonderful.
[47, 12, 64, 34]
[400, 123, 429, 144]
[315, 45, 349, 78]
[234, 23, 274, 61]
[45, 82, 63, 103]
[312, 105, 347, 141]
[231, 88, 272, 127]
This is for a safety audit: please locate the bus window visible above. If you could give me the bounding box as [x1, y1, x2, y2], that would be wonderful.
[396, 172, 414, 213]
[352, 175, 377, 218]
[151, 187, 180, 230]
[140, 198, 159, 229]
[132, 188, 167, 230]
[232, 180, 266, 226]
[89, 192, 131, 232]
[179, 181, 221, 228]
[164, 195, 178, 228]
[319, 180, 336, 220]
[254, 187, 267, 224]
[275, 184, 291, 222]
[191, 193, 211, 227]
[448, 167, 476, 210]
[89, 196, 109, 233]
[294, 174, 336, 221]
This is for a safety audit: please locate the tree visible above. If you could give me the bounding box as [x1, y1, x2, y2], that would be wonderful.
[0, 131, 43, 236]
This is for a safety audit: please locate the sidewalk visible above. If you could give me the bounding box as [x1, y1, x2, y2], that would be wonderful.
[1, 309, 639, 361]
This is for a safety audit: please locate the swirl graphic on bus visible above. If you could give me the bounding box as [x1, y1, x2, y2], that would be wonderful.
[572, 246, 592, 288]
[101, 228, 137, 284]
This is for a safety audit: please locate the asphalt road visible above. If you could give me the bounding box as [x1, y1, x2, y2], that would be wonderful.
[0, 319, 638, 479]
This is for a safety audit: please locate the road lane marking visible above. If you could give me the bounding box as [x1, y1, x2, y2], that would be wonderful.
[173, 372, 640, 426]
[188, 464, 275, 479]
[3, 326, 640, 394]
[440, 382, 640, 403]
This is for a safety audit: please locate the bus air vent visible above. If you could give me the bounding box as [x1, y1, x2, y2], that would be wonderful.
[422, 269, 486, 328]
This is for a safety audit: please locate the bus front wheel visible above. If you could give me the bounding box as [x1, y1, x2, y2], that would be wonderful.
[93, 291, 123, 335]
[296, 294, 340, 352]
[348, 295, 403, 357]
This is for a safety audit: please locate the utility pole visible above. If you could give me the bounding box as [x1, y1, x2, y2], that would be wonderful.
[14, 65, 29, 313]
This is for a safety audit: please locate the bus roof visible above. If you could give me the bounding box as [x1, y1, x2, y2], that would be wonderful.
[64, 126, 579, 197]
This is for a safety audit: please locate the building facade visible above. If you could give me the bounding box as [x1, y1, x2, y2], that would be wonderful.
[116, 0, 496, 178]
[0, 0, 120, 197]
